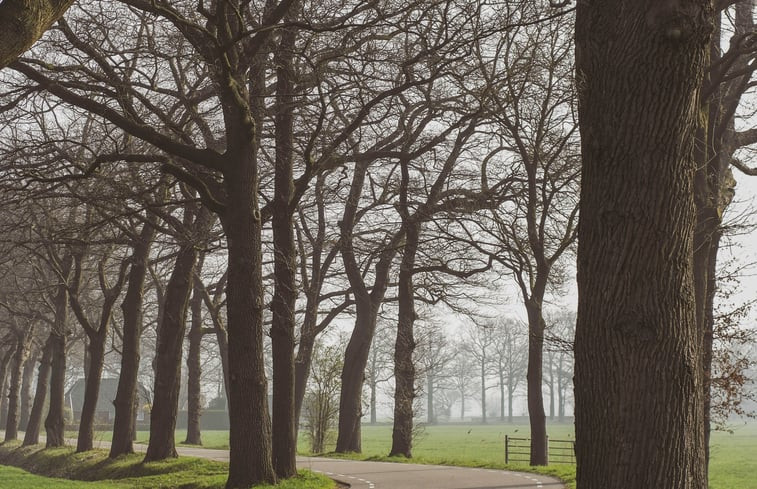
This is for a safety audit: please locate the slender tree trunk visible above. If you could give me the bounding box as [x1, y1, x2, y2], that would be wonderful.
[480, 356, 487, 424]
[370, 379, 377, 425]
[144, 208, 205, 461]
[23, 339, 52, 446]
[184, 262, 206, 446]
[557, 356, 566, 423]
[460, 392, 465, 420]
[294, 329, 316, 430]
[77, 334, 106, 452]
[0, 377, 7, 429]
[548, 359, 555, 420]
[390, 221, 418, 458]
[499, 371, 505, 421]
[46, 258, 71, 448]
[507, 384, 514, 423]
[5, 334, 30, 441]
[335, 299, 378, 453]
[427, 373, 434, 424]
[0, 348, 12, 429]
[19, 350, 37, 431]
[574, 2, 711, 488]
[270, 9, 298, 476]
[335, 156, 399, 454]
[111, 220, 156, 457]
[526, 296, 547, 465]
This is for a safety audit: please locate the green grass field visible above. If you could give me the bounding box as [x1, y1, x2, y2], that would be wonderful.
[68, 421, 757, 489]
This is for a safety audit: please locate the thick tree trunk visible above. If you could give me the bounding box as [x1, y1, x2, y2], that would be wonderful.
[270, 11, 298, 477]
[389, 223, 419, 458]
[0, 0, 75, 68]
[184, 266, 206, 446]
[77, 334, 106, 452]
[574, 2, 711, 488]
[5, 334, 30, 441]
[111, 220, 155, 458]
[19, 350, 37, 431]
[144, 209, 205, 461]
[223, 167, 276, 486]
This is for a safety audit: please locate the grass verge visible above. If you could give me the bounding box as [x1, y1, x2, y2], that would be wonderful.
[0, 442, 333, 489]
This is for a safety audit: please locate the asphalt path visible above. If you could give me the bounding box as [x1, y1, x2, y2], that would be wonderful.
[168, 445, 565, 489]
[5, 433, 565, 489]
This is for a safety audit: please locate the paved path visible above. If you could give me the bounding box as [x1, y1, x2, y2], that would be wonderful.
[8, 433, 564, 489]
[173, 445, 564, 489]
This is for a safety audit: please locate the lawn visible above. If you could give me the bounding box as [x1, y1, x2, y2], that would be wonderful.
[0, 443, 333, 489]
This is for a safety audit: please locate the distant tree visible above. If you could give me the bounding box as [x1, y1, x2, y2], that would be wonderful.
[303, 340, 343, 454]
[543, 311, 574, 422]
[366, 320, 394, 425]
[415, 321, 455, 424]
[489, 318, 528, 423]
[463, 320, 497, 424]
[447, 343, 477, 420]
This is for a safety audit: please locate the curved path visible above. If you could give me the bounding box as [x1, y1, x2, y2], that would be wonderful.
[9, 433, 564, 489]
[173, 445, 564, 489]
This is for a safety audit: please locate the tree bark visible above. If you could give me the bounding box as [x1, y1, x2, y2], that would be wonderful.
[77, 333, 105, 451]
[0, 348, 13, 429]
[335, 158, 400, 453]
[144, 205, 210, 461]
[223, 152, 276, 487]
[335, 298, 379, 453]
[574, 2, 712, 488]
[23, 339, 52, 446]
[111, 219, 156, 457]
[220, 27, 276, 482]
[19, 349, 38, 431]
[184, 257, 206, 447]
[5, 333, 30, 441]
[389, 220, 419, 458]
[270, 7, 298, 477]
[45, 255, 71, 448]
[0, 0, 75, 68]
[526, 296, 547, 465]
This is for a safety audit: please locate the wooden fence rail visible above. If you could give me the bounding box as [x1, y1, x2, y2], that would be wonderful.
[504, 435, 576, 465]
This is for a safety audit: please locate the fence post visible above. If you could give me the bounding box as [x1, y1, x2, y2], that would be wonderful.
[505, 435, 509, 464]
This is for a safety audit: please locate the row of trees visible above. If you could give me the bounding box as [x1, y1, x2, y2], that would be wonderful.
[0, 1, 755, 488]
[0, 2, 581, 487]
